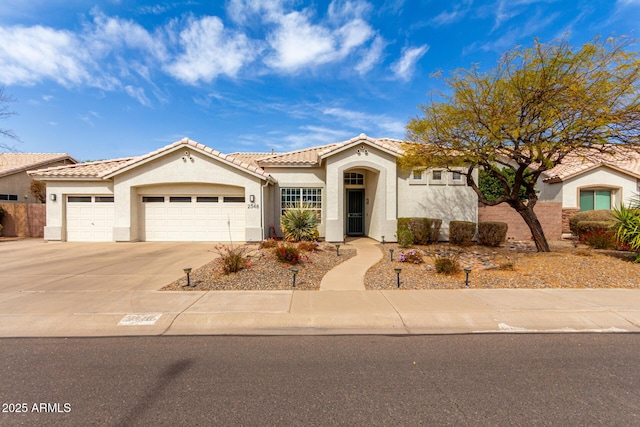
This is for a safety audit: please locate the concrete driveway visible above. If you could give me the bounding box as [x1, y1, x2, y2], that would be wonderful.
[0, 239, 218, 292]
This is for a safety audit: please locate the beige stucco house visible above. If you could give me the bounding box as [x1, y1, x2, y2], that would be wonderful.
[28, 134, 478, 242]
[538, 145, 640, 211]
[0, 153, 76, 203]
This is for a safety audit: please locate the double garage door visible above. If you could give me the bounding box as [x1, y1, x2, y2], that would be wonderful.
[66, 194, 246, 242]
[140, 195, 245, 242]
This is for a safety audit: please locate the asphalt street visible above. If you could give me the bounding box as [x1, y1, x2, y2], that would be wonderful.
[1, 334, 639, 426]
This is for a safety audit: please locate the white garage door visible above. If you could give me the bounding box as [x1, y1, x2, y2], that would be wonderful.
[140, 196, 245, 242]
[66, 196, 115, 241]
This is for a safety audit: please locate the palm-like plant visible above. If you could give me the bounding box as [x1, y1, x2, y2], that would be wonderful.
[613, 194, 640, 262]
[280, 205, 319, 242]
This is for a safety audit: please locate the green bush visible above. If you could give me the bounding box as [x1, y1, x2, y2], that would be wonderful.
[477, 222, 508, 247]
[397, 229, 414, 248]
[398, 217, 442, 244]
[273, 242, 301, 264]
[217, 245, 248, 274]
[613, 199, 640, 261]
[280, 206, 319, 241]
[449, 221, 476, 246]
[569, 210, 614, 235]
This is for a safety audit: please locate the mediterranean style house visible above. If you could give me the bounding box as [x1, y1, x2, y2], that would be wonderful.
[28, 134, 478, 243]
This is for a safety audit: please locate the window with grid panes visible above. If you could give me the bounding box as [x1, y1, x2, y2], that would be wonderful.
[281, 188, 322, 220]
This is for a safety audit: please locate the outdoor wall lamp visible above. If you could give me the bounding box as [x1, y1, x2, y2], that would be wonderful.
[289, 266, 299, 287]
[183, 267, 193, 287]
[335, 244, 341, 256]
[249, 194, 255, 203]
[389, 247, 394, 262]
[394, 267, 402, 288]
[50, 194, 56, 201]
[464, 267, 472, 287]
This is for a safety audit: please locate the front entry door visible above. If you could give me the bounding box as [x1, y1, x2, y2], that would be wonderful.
[346, 189, 365, 236]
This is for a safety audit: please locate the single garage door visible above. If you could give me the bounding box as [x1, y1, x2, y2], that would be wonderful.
[140, 195, 245, 242]
[66, 196, 115, 241]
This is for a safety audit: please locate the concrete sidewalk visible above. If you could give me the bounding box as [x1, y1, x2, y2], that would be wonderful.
[1, 288, 639, 337]
[1, 239, 639, 337]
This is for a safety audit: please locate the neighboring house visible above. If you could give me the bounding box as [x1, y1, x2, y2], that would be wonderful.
[28, 134, 478, 243]
[537, 145, 640, 232]
[0, 153, 76, 203]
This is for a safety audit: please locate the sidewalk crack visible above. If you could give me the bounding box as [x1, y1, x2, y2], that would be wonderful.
[160, 291, 208, 335]
[380, 291, 411, 334]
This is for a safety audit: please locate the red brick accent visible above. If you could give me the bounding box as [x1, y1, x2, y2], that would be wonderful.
[562, 208, 580, 234]
[477, 202, 563, 241]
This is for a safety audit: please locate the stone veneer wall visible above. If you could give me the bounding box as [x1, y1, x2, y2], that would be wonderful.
[477, 202, 563, 241]
[562, 208, 580, 235]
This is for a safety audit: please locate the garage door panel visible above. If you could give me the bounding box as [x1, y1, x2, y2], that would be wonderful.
[66, 198, 114, 242]
[141, 196, 245, 242]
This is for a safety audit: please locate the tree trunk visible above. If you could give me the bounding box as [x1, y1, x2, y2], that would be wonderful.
[515, 205, 551, 252]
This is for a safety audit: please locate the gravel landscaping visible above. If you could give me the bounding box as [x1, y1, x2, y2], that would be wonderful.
[163, 239, 639, 291]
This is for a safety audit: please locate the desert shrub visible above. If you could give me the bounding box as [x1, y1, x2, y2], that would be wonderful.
[297, 240, 319, 252]
[449, 221, 476, 246]
[613, 199, 640, 262]
[217, 245, 248, 274]
[477, 222, 508, 247]
[397, 229, 414, 248]
[273, 242, 301, 264]
[398, 217, 442, 244]
[259, 238, 280, 249]
[569, 210, 614, 235]
[433, 255, 461, 275]
[399, 249, 424, 264]
[579, 228, 618, 250]
[280, 206, 319, 242]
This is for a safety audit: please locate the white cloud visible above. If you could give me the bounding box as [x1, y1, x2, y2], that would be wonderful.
[277, 125, 352, 150]
[355, 35, 385, 75]
[390, 45, 429, 81]
[164, 15, 258, 84]
[0, 25, 90, 87]
[322, 107, 405, 136]
[124, 85, 151, 107]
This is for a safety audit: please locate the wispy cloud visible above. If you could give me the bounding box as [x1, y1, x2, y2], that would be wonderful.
[124, 85, 151, 107]
[164, 15, 259, 84]
[322, 107, 405, 136]
[390, 45, 429, 81]
[355, 35, 385, 74]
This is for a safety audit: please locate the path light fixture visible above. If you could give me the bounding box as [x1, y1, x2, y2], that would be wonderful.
[464, 267, 472, 287]
[289, 266, 299, 287]
[394, 267, 402, 288]
[183, 267, 193, 287]
[381, 236, 385, 244]
[335, 244, 341, 256]
[389, 247, 394, 262]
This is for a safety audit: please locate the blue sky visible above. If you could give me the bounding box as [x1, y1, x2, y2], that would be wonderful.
[0, 0, 639, 161]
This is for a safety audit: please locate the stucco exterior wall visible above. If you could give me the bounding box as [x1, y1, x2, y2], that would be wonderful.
[397, 168, 478, 240]
[112, 148, 266, 242]
[558, 166, 639, 208]
[44, 181, 114, 240]
[266, 167, 326, 237]
[0, 160, 72, 204]
[324, 144, 397, 242]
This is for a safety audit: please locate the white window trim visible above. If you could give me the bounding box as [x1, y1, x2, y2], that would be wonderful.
[409, 168, 426, 185]
[429, 169, 446, 185]
[280, 187, 323, 222]
[449, 168, 466, 186]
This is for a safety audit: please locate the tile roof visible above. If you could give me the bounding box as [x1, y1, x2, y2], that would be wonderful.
[28, 157, 136, 179]
[0, 153, 76, 178]
[257, 134, 405, 166]
[28, 138, 275, 181]
[542, 145, 640, 182]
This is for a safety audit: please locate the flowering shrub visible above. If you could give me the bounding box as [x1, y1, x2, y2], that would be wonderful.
[399, 249, 423, 264]
[260, 238, 280, 249]
[297, 240, 319, 252]
[274, 242, 301, 264]
[579, 228, 618, 250]
[216, 245, 248, 274]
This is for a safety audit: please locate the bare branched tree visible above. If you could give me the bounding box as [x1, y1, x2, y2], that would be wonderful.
[0, 86, 20, 151]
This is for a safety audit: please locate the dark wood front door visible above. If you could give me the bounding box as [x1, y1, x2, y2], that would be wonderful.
[346, 189, 365, 236]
